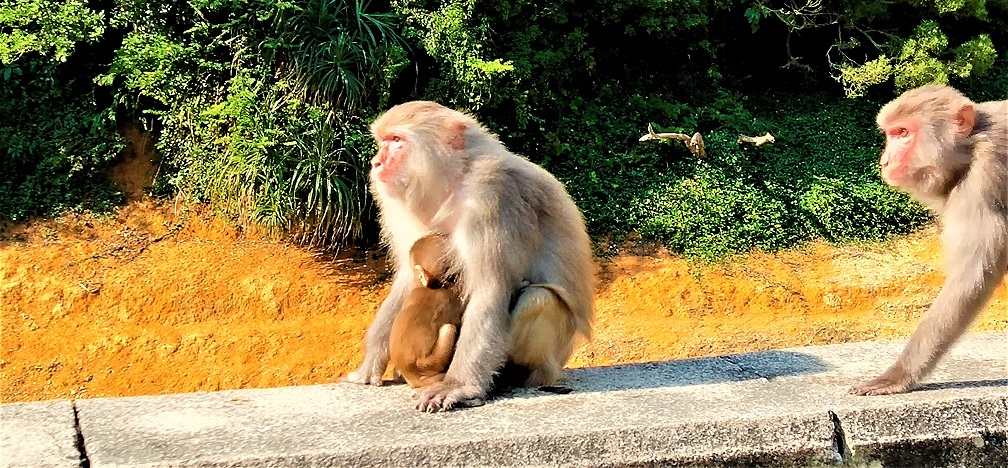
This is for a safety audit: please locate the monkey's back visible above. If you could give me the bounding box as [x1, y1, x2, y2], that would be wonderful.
[389, 286, 464, 383]
[459, 151, 596, 342]
[974, 99, 1007, 166]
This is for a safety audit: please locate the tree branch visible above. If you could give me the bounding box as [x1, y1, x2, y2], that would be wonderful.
[639, 123, 706, 157]
[737, 132, 776, 146]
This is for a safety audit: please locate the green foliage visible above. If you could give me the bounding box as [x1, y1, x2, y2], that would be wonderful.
[392, 0, 724, 136]
[94, 0, 402, 246]
[389, 1, 944, 259]
[0, 69, 125, 220]
[839, 20, 998, 96]
[949, 34, 997, 78]
[392, 0, 516, 109]
[0, 0, 104, 64]
[1, 0, 124, 220]
[749, 0, 1001, 96]
[633, 171, 799, 260]
[914, 0, 987, 16]
[266, 0, 409, 112]
[163, 73, 371, 244]
[799, 179, 929, 242]
[957, 55, 1008, 101]
[838, 57, 893, 98]
[3, 0, 997, 258]
[545, 89, 930, 260]
[97, 29, 194, 105]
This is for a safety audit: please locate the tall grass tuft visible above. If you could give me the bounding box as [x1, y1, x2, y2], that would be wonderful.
[269, 0, 407, 114]
[287, 118, 371, 246]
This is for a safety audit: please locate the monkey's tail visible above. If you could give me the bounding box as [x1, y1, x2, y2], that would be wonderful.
[415, 323, 458, 373]
[528, 282, 592, 344]
[509, 286, 575, 372]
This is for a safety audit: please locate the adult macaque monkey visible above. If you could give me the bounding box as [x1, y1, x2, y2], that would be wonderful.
[852, 84, 1007, 396]
[346, 101, 595, 411]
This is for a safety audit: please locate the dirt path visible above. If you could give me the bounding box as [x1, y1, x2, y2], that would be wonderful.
[2, 197, 1005, 403]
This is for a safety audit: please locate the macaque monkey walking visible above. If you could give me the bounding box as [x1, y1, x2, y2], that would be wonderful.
[852, 84, 1007, 396]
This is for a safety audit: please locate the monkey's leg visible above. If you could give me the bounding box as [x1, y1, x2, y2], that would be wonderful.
[415, 324, 458, 373]
[509, 286, 576, 387]
[345, 268, 414, 386]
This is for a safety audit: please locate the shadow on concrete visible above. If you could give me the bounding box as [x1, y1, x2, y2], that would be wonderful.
[917, 379, 1008, 392]
[496, 350, 831, 398]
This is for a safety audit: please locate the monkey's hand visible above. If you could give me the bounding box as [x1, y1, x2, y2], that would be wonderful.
[850, 366, 918, 396]
[414, 378, 486, 412]
[344, 358, 387, 386]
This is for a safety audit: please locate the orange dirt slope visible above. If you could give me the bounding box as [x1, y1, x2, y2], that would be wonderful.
[3, 199, 1006, 403]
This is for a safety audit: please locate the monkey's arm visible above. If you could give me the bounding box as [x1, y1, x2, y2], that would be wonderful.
[853, 208, 1007, 395]
[415, 204, 519, 411]
[345, 266, 415, 386]
[415, 283, 512, 411]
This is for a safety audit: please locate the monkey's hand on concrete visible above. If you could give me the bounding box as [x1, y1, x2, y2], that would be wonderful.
[414, 378, 486, 412]
[850, 366, 917, 396]
[345, 358, 387, 387]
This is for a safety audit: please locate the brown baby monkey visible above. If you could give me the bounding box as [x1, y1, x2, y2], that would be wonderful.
[388, 233, 464, 389]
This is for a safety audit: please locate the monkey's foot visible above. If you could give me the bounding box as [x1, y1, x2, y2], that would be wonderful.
[524, 365, 563, 388]
[414, 380, 486, 412]
[344, 360, 386, 386]
[850, 369, 917, 396]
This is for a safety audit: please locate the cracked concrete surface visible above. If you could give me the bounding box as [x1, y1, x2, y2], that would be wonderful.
[2, 332, 1006, 467]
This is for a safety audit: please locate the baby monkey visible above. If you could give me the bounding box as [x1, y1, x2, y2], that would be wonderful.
[388, 233, 464, 388]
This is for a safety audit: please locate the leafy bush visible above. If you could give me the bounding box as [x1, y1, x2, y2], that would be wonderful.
[391, 0, 728, 141]
[747, 0, 1002, 97]
[838, 21, 996, 97]
[161, 73, 373, 244]
[2, 0, 1000, 259]
[633, 172, 800, 260]
[266, 0, 409, 113]
[96, 0, 404, 246]
[540, 88, 931, 260]
[0, 0, 125, 220]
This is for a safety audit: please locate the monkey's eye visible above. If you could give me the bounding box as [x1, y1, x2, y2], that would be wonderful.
[390, 135, 403, 143]
[898, 128, 909, 138]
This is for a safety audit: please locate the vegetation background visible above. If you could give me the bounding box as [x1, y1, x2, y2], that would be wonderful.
[3, 0, 1008, 403]
[3, 0, 1007, 258]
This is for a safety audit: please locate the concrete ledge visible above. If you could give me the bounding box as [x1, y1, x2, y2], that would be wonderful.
[2, 332, 1006, 467]
[0, 399, 83, 468]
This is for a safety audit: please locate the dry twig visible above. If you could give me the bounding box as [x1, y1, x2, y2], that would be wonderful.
[639, 123, 706, 157]
[737, 132, 776, 146]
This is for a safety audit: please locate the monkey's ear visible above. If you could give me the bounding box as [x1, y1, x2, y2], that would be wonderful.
[414, 264, 430, 287]
[447, 122, 467, 150]
[954, 103, 975, 138]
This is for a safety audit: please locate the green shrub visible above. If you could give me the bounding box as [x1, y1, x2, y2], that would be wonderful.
[98, 0, 403, 246]
[799, 179, 930, 243]
[162, 73, 372, 245]
[540, 89, 931, 260]
[2, 0, 996, 258]
[633, 171, 802, 261]
[0, 0, 124, 221]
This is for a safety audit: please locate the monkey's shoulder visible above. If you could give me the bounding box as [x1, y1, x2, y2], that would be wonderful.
[975, 100, 1008, 132]
[459, 156, 564, 209]
[466, 153, 554, 182]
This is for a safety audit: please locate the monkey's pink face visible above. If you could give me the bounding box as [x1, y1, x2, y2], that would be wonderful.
[371, 133, 407, 184]
[879, 120, 918, 187]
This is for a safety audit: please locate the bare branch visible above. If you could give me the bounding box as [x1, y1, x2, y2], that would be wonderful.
[754, 0, 840, 32]
[738, 132, 776, 146]
[639, 124, 706, 158]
